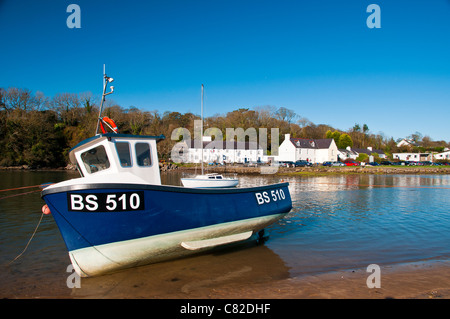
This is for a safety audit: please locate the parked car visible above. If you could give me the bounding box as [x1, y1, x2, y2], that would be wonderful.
[323, 161, 344, 167]
[431, 162, 442, 166]
[278, 161, 294, 167]
[294, 160, 312, 167]
[331, 161, 345, 167]
[380, 161, 393, 165]
[368, 162, 380, 166]
[344, 160, 360, 166]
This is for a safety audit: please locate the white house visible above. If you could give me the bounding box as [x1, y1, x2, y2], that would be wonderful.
[337, 147, 359, 160]
[392, 153, 432, 162]
[339, 146, 387, 161]
[397, 138, 419, 148]
[278, 134, 338, 163]
[179, 139, 264, 164]
[434, 150, 450, 161]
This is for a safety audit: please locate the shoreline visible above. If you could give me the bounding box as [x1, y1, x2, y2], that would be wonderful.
[175, 165, 450, 176]
[200, 259, 450, 299]
[2, 164, 450, 175]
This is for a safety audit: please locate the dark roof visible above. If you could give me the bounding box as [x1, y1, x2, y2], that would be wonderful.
[353, 148, 385, 155]
[339, 147, 385, 156]
[289, 138, 333, 149]
[338, 148, 358, 155]
[183, 140, 262, 150]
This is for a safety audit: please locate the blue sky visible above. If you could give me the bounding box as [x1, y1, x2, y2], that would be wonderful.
[1, 0, 450, 141]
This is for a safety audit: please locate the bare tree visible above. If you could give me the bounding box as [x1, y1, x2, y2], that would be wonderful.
[275, 107, 297, 124]
[51, 92, 80, 125]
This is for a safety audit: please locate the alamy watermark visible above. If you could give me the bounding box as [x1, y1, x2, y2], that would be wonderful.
[66, 264, 81, 288]
[65, 4, 380, 30]
[366, 4, 381, 29]
[366, 264, 381, 288]
[66, 4, 81, 29]
[170, 120, 280, 174]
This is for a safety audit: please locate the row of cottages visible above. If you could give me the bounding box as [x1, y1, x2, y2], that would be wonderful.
[338, 146, 387, 161]
[278, 134, 338, 163]
[393, 150, 450, 162]
[434, 150, 450, 161]
[180, 138, 264, 164]
[392, 152, 433, 162]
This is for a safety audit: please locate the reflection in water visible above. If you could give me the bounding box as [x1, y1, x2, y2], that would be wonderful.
[1, 170, 449, 297]
[268, 173, 450, 277]
[70, 241, 289, 298]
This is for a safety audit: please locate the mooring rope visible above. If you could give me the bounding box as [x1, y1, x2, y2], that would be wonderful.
[7, 212, 45, 265]
[0, 189, 42, 200]
[0, 184, 42, 192]
[0, 183, 53, 200]
[280, 180, 450, 189]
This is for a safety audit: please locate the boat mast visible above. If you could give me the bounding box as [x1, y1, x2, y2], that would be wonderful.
[95, 64, 115, 135]
[201, 84, 204, 176]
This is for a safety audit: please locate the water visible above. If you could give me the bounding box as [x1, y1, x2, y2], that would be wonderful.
[0, 170, 449, 298]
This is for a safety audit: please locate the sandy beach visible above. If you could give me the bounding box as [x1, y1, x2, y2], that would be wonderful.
[203, 260, 450, 299]
[1, 255, 449, 300]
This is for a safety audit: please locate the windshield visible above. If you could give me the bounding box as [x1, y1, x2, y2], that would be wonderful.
[80, 145, 110, 174]
[135, 142, 152, 166]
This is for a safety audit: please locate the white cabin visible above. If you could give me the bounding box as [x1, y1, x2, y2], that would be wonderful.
[67, 133, 165, 185]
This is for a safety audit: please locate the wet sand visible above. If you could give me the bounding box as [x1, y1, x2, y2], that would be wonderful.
[3, 258, 448, 299]
[204, 260, 450, 299]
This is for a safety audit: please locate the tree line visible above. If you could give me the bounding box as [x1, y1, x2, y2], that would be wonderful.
[1, 87, 448, 168]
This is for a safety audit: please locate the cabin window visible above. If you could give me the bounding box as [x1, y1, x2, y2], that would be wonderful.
[116, 142, 132, 167]
[81, 145, 110, 174]
[136, 142, 152, 166]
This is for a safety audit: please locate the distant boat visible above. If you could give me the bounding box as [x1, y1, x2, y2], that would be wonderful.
[40, 72, 291, 277]
[181, 84, 239, 188]
[181, 173, 239, 188]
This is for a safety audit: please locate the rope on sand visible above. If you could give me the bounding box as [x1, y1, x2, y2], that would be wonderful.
[7, 212, 45, 265]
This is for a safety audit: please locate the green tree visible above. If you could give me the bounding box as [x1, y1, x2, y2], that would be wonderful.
[338, 133, 353, 149]
[356, 153, 369, 163]
[352, 123, 361, 132]
[331, 131, 341, 146]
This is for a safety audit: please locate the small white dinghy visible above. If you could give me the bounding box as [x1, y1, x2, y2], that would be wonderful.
[181, 173, 239, 188]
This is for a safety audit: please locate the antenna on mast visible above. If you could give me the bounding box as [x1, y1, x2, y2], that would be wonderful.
[95, 64, 115, 135]
[201, 84, 204, 176]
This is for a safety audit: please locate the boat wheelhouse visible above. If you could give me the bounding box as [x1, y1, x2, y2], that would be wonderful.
[68, 133, 164, 185]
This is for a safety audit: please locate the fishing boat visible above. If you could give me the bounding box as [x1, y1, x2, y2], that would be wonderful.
[180, 84, 239, 188]
[40, 73, 292, 277]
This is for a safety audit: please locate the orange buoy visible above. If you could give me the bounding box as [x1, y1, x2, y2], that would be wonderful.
[42, 204, 51, 215]
[99, 116, 118, 134]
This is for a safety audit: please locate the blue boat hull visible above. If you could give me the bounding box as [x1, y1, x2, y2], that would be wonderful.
[42, 182, 292, 276]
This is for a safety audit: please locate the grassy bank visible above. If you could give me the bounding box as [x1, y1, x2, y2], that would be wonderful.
[3, 163, 450, 176]
[177, 165, 450, 176]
